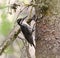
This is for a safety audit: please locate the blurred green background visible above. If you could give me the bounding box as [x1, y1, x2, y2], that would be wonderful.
[0, 0, 30, 57]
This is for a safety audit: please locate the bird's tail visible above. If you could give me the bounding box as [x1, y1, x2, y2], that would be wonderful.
[30, 43, 36, 48]
[33, 43, 36, 48]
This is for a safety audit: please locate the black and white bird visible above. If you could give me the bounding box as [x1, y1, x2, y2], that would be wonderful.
[17, 16, 35, 47]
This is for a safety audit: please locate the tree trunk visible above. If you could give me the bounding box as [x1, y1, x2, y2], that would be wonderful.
[35, 0, 60, 58]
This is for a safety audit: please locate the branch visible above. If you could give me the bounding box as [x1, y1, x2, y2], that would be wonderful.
[0, 25, 20, 55]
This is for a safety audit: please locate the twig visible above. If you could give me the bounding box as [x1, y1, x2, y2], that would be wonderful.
[0, 25, 20, 55]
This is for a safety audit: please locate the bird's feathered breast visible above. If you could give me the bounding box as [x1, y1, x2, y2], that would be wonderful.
[20, 24, 32, 35]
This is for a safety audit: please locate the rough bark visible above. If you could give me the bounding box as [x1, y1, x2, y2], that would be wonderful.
[35, 0, 60, 58]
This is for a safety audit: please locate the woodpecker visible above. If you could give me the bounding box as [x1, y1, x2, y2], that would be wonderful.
[17, 16, 35, 47]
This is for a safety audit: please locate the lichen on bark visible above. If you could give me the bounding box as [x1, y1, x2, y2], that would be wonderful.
[35, 0, 60, 58]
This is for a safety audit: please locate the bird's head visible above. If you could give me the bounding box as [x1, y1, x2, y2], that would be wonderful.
[17, 18, 22, 25]
[17, 16, 27, 25]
